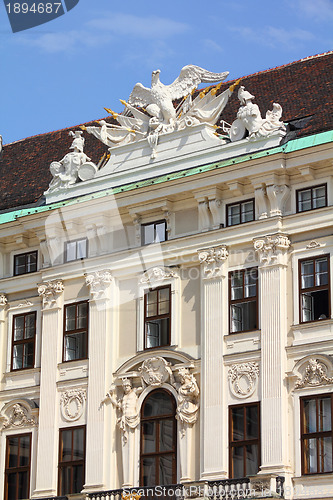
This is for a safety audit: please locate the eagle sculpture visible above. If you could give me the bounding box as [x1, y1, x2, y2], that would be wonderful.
[127, 65, 229, 125]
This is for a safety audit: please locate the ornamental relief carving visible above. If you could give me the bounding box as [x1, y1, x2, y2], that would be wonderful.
[85, 269, 112, 300]
[198, 245, 228, 279]
[0, 401, 38, 430]
[0, 294, 7, 307]
[60, 389, 87, 422]
[253, 234, 291, 266]
[228, 362, 259, 398]
[295, 358, 333, 389]
[139, 267, 178, 285]
[37, 280, 64, 307]
[139, 357, 173, 387]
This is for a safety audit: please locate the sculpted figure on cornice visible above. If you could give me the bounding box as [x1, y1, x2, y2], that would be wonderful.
[230, 86, 286, 142]
[46, 131, 97, 193]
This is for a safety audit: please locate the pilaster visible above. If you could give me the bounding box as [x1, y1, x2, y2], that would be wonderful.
[0, 295, 8, 392]
[198, 245, 228, 479]
[33, 280, 64, 498]
[84, 270, 113, 492]
[253, 234, 291, 475]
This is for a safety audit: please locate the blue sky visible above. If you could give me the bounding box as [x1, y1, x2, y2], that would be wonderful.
[1, 0, 332, 145]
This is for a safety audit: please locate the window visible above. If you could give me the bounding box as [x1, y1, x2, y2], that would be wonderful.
[140, 390, 177, 486]
[11, 312, 36, 371]
[229, 268, 258, 333]
[142, 221, 167, 245]
[14, 251, 37, 276]
[297, 185, 327, 213]
[229, 403, 260, 478]
[299, 255, 330, 323]
[63, 302, 88, 361]
[58, 426, 86, 495]
[65, 239, 88, 262]
[5, 433, 31, 500]
[144, 286, 171, 349]
[301, 394, 333, 474]
[226, 199, 255, 227]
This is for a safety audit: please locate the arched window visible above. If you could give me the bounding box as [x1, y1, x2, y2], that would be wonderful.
[140, 389, 177, 486]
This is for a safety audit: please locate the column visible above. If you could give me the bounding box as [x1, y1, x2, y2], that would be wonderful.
[84, 270, 113, 492]
[33, 280, 64, 497]
[254, 234, 291, 475]
[198, 246, 228, 480]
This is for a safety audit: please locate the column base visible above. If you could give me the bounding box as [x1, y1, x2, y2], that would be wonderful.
[82, 484, 105, 493]
[200, 470, 228, 480]
[31, 489, 57, 498]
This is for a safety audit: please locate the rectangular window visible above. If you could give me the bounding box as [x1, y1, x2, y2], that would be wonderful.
[297, 185, 327, 213]
[301, 394, 333, 474]
[142, 221, 167, 246]
[226, 199, 255, 227]
[63, 302, 88, 361]
[229, 403, 260, 478]
[5, 433, 31, 500]
[58, 426, 85, 495]
[144, 286, 171, 349]
[299, 255, 330, 323]
[65, 239, 88, 262]
[229, 268, 258, 333]
[14, 251, 37, 276]
[11, 312, 36, 371]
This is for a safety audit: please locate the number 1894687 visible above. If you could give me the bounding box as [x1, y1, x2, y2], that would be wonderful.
[6, 2, 62, 14]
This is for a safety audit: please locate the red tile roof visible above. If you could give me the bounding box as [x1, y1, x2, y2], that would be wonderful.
[1, 51, 332, 212]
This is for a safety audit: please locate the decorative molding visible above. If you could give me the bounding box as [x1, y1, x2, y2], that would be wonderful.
[172, 367, 200, 431]
[1, 401, 38, 430]
[133, 216, 142, 246]
[139, 357, 172, 387]
[60, 388, 86, 422]
[255, 186, 268, 219]
[306, 240, 323, 249]
[85, 270, 113, 300]
[139, 266, 178, 285]
[266, 184, 290, 217]
[0, 294, 7, 307]
[37, 280, 64, 307]
[253, 234, 291, 266]
[198, 245, 228, 279]
[228, 362, 259, 398]
[295, 358, 333, 389]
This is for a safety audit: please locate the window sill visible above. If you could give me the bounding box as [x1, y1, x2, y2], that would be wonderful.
[291, 319, 333, 346]
[58, 359, 88, 380]
[292, 318, 333, 329]
[224, 330, 261, 354]
[5, 367, 40, 378]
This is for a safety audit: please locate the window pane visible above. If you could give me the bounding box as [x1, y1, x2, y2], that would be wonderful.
[24, 314, 35, 339]
[159, 454, 173, 485]
[231, 273, 243, 300]
[304, 438, 317, 474]
[143, 225, 155, 245]
[228, 205, 240, 226]
[301, 261, 314, 289]
[59, 466, 71, 496]
[143, 392, 174, 418]
[26, 252, 37, 273]
[72, 464, 84, 493]
[19, 436, 31, 467]
[241, 201, 254, 222]
[301, 292, 314, 322]
[77, 239, 87, 259]
[146, 291, 158, 317]
[6, 473, 17, 500]
[298, 189, 312, 212]
[61, 430, 73, 461]
[18, 471, 29, 499]
[142, 457, 156, 486]
[66, 241, 77, 262]
[246, 406, 259, 440]
[155, 222, 166, 243]
[302, 290, 329, 322]
[231, 301, 257, 333]
[8, 437, 19, 468]
[14, 255, 26, 275]
[65, 305, 76, 331]
[244, 270, 257, 298]
[318, 398, 332, 432]
[145, 319, 169, 348]
[77, 303, 87, 329]
[64, 332, 87, 361]
[315, 258, 328, 286]
[158, 288, 170, 315]
[13, 345, 23, 370]
[246, 444, 259, 476]
[23, 343, 34, 368]
[14, 316, 24, 341]
[73, 428, 85, 461]
[313, 186, 326, 209]
[232, 446, 244, 478]
[319, 437, 332, 473]
[142, 421, 156, 453]
[231, 407, 244, 441]
[159, 420, 174, 452]
[304, 399, 317, 433]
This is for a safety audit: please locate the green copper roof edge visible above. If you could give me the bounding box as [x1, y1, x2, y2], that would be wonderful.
[1, 130, 332, 226]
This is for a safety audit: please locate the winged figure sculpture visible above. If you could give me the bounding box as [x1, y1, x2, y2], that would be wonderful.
[128, 65, 229, 125]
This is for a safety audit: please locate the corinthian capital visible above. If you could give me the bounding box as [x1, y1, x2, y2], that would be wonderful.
[38, 280, 64, 307]
[0, 294, 7, 308]
[85, 269, 112, 300]
[198, 245, 228, 279]
[253, 234, 291, 267]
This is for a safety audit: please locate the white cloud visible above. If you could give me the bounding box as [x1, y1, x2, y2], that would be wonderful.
[229, 25, 315, 49]
[296, 0, 333, 21]
[202, 39, 224, 53]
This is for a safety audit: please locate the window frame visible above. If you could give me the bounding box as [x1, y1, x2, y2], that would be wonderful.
[144, 285, 171, 350]
[63, 301, 89, 362]
[229, 402, 261, 479]
[296, 184, 327, 213]
[11, 311, 37, 372]
[298, 254, 331, 324]
[140, 389, 177, 486]
[228, 268, 259, 334]
[226, 199, 255, 227]
[58, 425, 86, 495]
[4, 432, 32, 500]
[13, 251, 38, 276]
[300, 393, 333, 475]
[141, 220, 167, 246]
[64, 238, 88, 263]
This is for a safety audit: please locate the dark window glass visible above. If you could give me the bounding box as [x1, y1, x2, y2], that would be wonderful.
[14, 251, 37, 276]
[227, 199, 255, 227]
[65, 239, 88, 262]
[144, 286, 171, 349]
[229, 268, 258, 333]
[140, 390, 176, 486]
[297, 185, 327, 213]
[229, 403, 260, 478]
[5, 434, 31, 500]
[63, 302, 88, 361]
[301, 394, 333, 474]
[59, 427, 85, 495]
[299, 255, 330, 323]
[142, 221, 167, 245]
[11, 312, 36, 371]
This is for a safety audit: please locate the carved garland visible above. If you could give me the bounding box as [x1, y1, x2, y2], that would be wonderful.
[60, 389, 87, 422]
[1, 403, 37, 430]
[139, 267, 178, 285]
[295, 358, 333, 389]
[228, 362, 259, 398]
